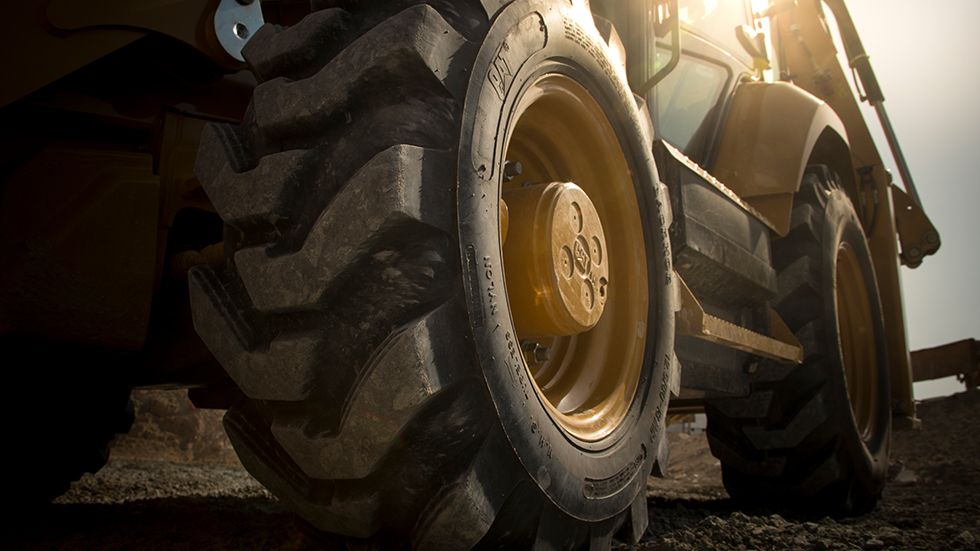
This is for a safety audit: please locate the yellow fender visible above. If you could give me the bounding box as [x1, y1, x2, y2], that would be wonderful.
[712, 81, 852, 236]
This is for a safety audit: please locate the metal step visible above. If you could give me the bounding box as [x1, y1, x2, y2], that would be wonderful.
[675, 276, 803, 364]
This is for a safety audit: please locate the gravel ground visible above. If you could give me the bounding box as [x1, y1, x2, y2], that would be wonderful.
[4, 390, 979, 550]
[635, 390, 980, 551]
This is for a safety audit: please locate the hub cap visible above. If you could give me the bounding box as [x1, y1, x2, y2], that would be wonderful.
[502, 182, 609, 337]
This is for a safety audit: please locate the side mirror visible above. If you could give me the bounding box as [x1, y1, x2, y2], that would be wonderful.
[735, 25, 771, 74]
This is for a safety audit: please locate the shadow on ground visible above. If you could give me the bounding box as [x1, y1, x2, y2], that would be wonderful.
[5, 391, 979, 550]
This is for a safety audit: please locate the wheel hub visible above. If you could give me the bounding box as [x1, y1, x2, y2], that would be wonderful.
[497, 73, 649, 442]
[502, 182, 609, 337]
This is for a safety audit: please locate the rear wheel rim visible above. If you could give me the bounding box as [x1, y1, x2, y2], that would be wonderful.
[836, 242, 879, 442]
[500, 74, 649, 442]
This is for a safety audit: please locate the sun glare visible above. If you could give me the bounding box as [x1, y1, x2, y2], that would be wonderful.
[751, 0, 770, 16]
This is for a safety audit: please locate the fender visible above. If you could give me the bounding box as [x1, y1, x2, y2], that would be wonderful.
[711, 81, 852, 236]
[1, 0, 253, 109]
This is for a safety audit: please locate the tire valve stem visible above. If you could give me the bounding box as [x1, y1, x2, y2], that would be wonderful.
[503, 160, 523, 182]
[522, 341, 552, 364]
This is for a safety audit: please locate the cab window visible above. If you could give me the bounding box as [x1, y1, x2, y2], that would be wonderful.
[650, 50, 729, 154]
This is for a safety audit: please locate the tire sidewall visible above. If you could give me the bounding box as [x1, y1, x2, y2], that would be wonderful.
[455, 0, 675, 521]
[820, 186, 891, 496]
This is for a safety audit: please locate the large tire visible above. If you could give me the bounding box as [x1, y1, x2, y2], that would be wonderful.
[5, 340, 134, 504]
[705, 166, 891, 515]
[189, 1, 675, 549]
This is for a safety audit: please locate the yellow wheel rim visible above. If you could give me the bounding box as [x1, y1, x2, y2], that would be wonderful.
[501, 74, 649, 442]
[836, 242, 879, 442]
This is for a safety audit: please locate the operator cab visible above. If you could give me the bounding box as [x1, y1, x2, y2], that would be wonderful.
[594, 0, 769, 165]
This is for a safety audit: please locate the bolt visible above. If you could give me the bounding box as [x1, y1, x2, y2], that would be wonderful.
[744, 361, 759, 375]
[924, 231, 940, 246]
[503, 160, 523, 182]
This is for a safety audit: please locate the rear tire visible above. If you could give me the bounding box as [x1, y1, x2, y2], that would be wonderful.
[705, 166, 891, 514]
[190, 1, 675, 548]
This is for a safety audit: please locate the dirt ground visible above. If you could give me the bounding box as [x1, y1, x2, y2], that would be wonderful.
[634, 390, 980, 551]
[4, 389, 979, 550]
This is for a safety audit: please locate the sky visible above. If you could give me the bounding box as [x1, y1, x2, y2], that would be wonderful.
[842, 1, 980, 398]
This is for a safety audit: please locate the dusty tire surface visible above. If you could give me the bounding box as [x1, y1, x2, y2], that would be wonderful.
[705, 167, 891, 515]
[189, 1, 675, 548]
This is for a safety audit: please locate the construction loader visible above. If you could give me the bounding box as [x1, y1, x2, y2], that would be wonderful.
[0, 0, 940, 547]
